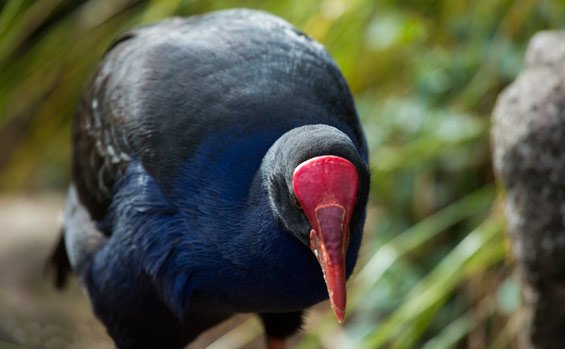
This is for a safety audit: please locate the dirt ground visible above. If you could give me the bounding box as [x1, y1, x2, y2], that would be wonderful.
[0, 194, 330, 349]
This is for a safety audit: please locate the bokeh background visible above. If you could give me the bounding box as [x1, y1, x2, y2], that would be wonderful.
[1, 0, 564, 348]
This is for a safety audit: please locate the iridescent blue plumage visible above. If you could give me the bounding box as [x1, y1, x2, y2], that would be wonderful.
[55, 9, 370, 349]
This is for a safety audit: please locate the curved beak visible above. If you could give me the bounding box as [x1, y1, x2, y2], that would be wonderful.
[309, 205, 348, 323]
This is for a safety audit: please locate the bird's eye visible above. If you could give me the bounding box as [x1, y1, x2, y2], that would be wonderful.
[291, 194, 303, 210]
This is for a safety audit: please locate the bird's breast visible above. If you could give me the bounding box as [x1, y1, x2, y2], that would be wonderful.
[189, 235, 330, 313]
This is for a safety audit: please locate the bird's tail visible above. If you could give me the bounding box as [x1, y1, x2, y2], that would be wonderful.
[46, 230, 71, 289]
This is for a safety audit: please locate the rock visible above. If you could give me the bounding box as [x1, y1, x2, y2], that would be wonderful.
[492, 31, 565, 349]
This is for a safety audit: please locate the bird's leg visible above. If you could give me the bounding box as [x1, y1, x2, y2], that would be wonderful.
[267, 337, 286, 349]
[259, 311, 304, 349]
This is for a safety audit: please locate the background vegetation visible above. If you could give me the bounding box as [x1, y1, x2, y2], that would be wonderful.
[1, 0, 564, 348]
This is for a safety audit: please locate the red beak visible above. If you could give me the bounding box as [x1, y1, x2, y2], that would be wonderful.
[309, 205, 348, 322]
[292, 155, 359, 323]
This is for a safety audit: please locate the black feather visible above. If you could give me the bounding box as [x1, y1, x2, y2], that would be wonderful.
[47, 230, 71, 289]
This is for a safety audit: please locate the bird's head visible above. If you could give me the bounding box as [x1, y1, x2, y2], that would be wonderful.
[263, 124, 369, 323]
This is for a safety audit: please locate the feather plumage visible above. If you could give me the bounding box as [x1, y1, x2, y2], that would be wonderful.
[54, 9, 370, 348]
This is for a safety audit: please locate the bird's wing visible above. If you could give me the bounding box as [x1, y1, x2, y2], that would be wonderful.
[50, 30, 139, 285]
[71, 29, 140, 224]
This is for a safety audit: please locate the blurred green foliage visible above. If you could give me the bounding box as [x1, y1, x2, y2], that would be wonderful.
[1, 0, 565, 348]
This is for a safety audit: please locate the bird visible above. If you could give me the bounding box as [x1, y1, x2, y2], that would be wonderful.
[51, 8, 370, 349]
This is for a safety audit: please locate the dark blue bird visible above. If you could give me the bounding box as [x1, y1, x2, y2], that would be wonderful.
[52, 9, 370, 349]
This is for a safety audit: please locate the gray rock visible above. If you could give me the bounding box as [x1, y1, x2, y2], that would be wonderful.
[492, 30, 565, 349]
